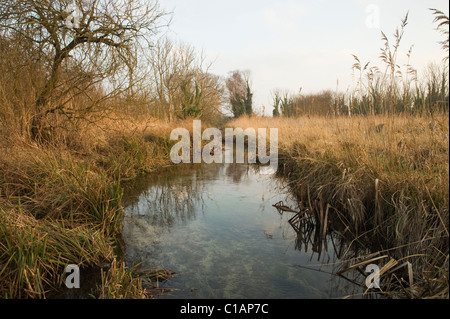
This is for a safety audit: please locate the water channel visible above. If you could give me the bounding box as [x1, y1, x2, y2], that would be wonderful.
[121, 162, 366, 299]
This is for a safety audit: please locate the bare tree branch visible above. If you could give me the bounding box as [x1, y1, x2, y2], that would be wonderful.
[0, 0, 170, 141]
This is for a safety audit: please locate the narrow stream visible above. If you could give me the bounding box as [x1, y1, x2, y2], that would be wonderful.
[122, 162, 365, 299]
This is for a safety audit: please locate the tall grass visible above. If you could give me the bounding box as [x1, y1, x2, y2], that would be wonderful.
[252, 13, 448, 296]
[0, 114, 177, 298]
[229, 114, 449, 298]
[98, 259, 150, 299]
[0, 204, 114, 298]
[272, 12, 449, 117]
[351, 12, 449, 116]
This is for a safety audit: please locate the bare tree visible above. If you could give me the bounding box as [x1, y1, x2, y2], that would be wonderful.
[225, 70, 253, 118]
[148, 38, 191, 122]
[148, 37, 224, 122]
[178, 71, 224, 121]
[0, 0, 169, 140]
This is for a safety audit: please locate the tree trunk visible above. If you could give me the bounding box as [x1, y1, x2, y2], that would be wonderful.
[30, 52, 63, 141]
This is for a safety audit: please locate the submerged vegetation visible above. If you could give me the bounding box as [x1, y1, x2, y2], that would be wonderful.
[0, 0, 448, 299]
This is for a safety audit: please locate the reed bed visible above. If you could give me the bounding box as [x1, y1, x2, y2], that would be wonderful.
[229, 114, 449, 298]
[0, 114, 178, 298]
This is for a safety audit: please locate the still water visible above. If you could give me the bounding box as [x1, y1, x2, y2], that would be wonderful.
[122, 162, 364, 299]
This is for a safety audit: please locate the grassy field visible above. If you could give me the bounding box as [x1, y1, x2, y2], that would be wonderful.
[229, 114, 449, 298]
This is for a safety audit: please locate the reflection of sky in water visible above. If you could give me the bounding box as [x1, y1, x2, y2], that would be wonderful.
[122, 163, 364, 299]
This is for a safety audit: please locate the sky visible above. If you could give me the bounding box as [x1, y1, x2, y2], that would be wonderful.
[159, 0, 449, 115]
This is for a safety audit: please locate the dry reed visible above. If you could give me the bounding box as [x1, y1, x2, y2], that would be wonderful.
[229, 114, 449, 298]
[0, 113, 178, 298]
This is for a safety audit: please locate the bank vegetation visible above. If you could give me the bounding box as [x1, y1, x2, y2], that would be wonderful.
[0, 1, 448, 298]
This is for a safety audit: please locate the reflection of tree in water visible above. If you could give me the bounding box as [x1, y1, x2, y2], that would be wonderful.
[225, 162, 250, 184]
[123, 163, 222, 228]
[275, 198, 382, 298]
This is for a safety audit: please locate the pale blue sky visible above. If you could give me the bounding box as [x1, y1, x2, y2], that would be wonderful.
[160, 0, 449, 115]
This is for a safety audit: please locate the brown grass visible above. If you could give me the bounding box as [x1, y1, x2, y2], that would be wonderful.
[0, 112, 183, 298]
[229, 114, 449, 298]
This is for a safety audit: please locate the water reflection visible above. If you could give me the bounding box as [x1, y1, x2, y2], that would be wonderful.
[123, 165, 209, 228]
[122, 162, 369, 299]
[226, 161, 251, 184]
[274, 195, 380, 298]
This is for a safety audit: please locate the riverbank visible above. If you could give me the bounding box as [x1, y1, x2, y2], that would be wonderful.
[0, 114, 186, 298]
[1, 113, 448, 299]
[228, 114, 449, 298]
